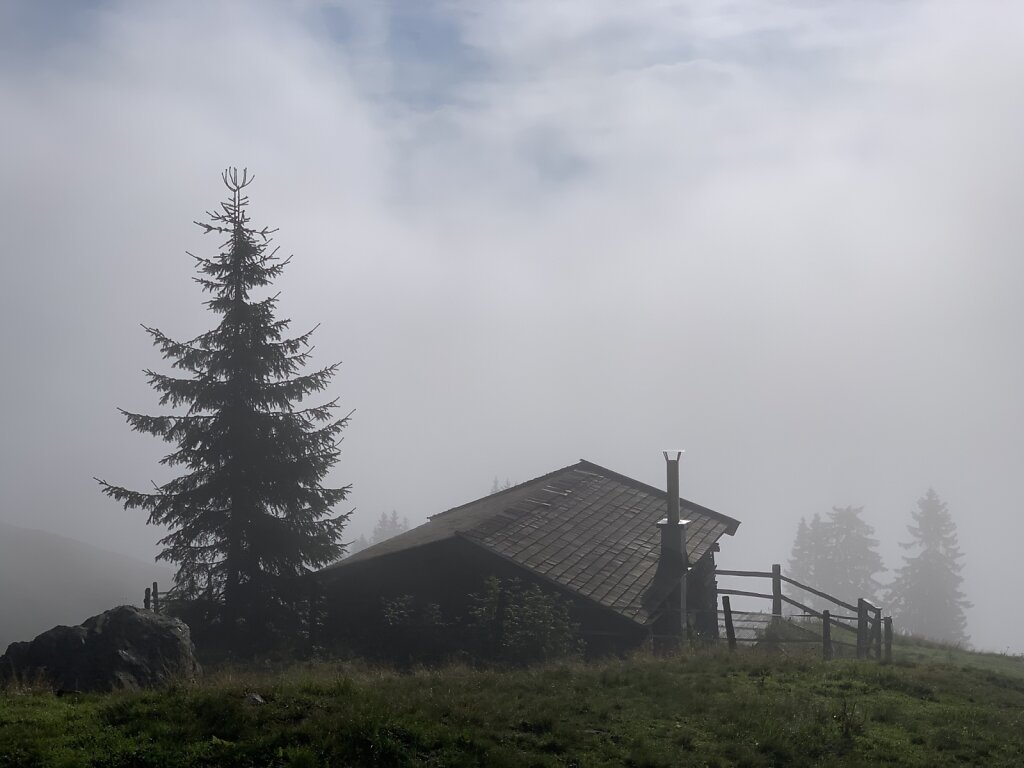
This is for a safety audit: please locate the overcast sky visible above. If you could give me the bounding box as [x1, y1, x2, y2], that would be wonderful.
[2, 0, 1022, 652]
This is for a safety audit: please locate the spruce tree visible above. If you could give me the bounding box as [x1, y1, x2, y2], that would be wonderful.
[345, 534, 370, 557]
[786, 515, 821, 606]
[371, 511, 409, 544]
[816, 506, 884, 605]
[489, 476, 514, 494]
[786, 508, 884, 610]
[97, 169, 350, 646]
[888, 489, 970, 643]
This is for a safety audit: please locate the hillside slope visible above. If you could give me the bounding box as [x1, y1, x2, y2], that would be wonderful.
[0, 521, 170, 650]
[4, 643, 1024, 766]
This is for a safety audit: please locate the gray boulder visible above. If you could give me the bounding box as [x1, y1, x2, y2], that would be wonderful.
[0, 605, 200, 692]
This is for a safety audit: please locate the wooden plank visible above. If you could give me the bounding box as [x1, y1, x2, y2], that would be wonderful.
[856, 599, 869, 659]
[718, 588, 774, 601]
[723, 596, 737, 651]
[822, 609, 833, 661]
[779, 596, 858, 633]
[772, 564, 782, 619]
[780, 594, 816, 614]
[872, 606, 883, 660]
[777, 574, 859, 613]
[716, 569, 773, 578]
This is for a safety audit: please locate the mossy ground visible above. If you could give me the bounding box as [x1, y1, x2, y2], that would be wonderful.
[3, 640, 1024, 767]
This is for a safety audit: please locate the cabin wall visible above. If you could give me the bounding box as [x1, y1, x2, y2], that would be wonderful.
[319, 539, 646, 660]
[688, 547, 720, 640]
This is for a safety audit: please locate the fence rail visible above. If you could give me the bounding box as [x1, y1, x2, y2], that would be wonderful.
[718, 588, 774, 601]
[717, 564, 893, 662]
[142, 582, 197, 613]
[717, 570, 773, 579]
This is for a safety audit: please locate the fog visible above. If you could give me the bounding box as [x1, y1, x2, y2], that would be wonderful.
[2, 1, 1022, 651]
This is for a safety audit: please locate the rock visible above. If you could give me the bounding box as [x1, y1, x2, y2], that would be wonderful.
[0, 605, 200, 692]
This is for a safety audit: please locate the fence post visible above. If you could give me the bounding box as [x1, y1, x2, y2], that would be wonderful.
[144, 586, 151, 611]
[883, 616, 893, 663]
[771, 564, 782, 622]
[856, 599, 868, 659]
[308, 579, 323, 656]
[872, 607, 883, 661]
[722, 596, 737, 651]
[493, 584, 507, 658]
[152, 582, 160, 614]
[822, 609, 833, 661]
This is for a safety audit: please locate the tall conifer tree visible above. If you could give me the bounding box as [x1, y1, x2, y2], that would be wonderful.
[98, 169, 350, 644]
[888, 489, 970, 643]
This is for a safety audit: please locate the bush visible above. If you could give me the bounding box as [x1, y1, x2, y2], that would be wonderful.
[371, 577, 584, 666]
[378, 595, 453, 665]
[466, 577, 584, 666]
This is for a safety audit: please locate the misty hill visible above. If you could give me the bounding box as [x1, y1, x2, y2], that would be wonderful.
[0, 521, 170, 650]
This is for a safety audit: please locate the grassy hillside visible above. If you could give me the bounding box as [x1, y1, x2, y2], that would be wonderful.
[3, 640, 1024, 767]
[0, 522, 171, 650]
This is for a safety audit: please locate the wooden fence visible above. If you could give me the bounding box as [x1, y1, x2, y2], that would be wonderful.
[143, 570, 891, 662]
[143, 582, 163, 612]
[141, 582, 203, 614]
[716, 564, 893, 662]
[141, 582, 207, 617]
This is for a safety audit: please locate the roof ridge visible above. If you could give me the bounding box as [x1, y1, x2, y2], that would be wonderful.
[575, 459, 740, 535]
[429, 459, 738, 534]
[429, 461, 588, 520]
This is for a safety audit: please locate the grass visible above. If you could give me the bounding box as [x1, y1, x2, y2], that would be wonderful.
[4, 640, 1024, 766]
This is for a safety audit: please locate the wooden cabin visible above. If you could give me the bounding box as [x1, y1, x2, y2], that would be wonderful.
[316, 459, 740, 658]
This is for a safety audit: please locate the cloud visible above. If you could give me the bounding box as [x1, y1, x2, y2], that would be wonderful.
[1, 0, 1023, 650]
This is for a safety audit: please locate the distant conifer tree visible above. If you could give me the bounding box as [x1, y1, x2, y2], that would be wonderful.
[888, 490, 970, 644]
[489, 476, 514, 494]
[345, 534, 370, 557]
[371, 511, 409, 544]
[817, 506, 885, 604]
[97, 169, 351, 648]
[787, 515, 818, 595]
[787, 514, 825, 609]
[786, 507, 884, 610]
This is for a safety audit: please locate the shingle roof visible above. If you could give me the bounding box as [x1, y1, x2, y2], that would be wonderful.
[319, 459, 739, 626]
